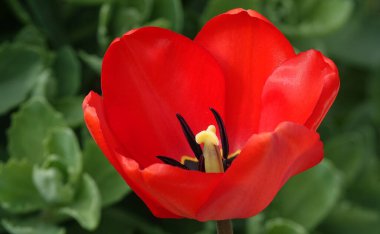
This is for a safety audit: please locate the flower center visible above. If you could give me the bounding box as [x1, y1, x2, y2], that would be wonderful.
[195, 125, 224, 173]
[156, 108, 238, 173]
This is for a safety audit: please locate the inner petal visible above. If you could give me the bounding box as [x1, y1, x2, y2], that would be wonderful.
[102, 27, 225, 168]
[259, 50, 330, 132]
[195, 9, 295, 152]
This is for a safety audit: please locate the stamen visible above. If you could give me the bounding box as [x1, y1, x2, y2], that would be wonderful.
[198, 156, 205, 172]
[210, 108, 229, 159]
[223, 157, 235, 170]
[157, 112, 237, 172]
[157, 156, 189, 170]
[195, 125, 224, 173]
[176, 114, 203, 160]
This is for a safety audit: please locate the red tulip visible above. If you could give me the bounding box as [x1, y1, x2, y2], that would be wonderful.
[83, 9, 339, 221]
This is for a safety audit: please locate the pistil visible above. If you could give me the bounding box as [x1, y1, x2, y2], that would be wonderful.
[195, 125, 224, 173]
[156, 108, 236, 172]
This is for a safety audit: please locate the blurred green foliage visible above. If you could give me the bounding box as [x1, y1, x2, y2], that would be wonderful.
[0, 0, 379, 233]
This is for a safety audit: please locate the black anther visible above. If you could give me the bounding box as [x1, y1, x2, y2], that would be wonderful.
[210, 108, 229, 159]
[176, 114, 203, 160]
[198, 155, 205, 172]
[156, 156, 189, 170]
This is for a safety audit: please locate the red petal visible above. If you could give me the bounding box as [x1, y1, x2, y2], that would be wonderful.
[83, 92, 180, 218]
[305, 56, 340, 130]
[119, 157, 223, 219]
[83, 92, 123, 171]
[197, 122, 323, 220]
[195, 9, 295, 151]
[226, 8, 271, 23]
[102, 27, 225, 167]
[259, 50, 335, 132]
[117, 122, 322, 221]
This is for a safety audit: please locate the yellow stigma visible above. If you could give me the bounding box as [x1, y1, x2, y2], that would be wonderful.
[195, 125, 219, 146]
[195, 125, 224, 173]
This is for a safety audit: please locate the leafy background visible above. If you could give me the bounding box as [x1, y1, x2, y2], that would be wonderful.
[0, 0, 379, 233]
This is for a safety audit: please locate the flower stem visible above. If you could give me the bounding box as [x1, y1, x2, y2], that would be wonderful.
[216, 220, 233, 234]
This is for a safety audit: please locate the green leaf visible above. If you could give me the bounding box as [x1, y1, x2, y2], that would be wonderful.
[33, 127, 82, 204]
[325, 128, 375, 185]
[2, 219, 65, 234]
[44, 128, 82, 185]
[54, 96, 84, 128]
[127, 0, 154, 21]
[0, 161, 45, 214]
[15, 26, 47, 48]
[201, 0, 259, 24]
[324, 13, 380, 68]
[268, 160, 342, 230]
[30, 69, 57, 100]
[273, 0, 354, 37]
[343, 103, 378, 130]
[72, 208, 166, 234]
[319, 202, 380, 234]
[5, 0, 32, 24]
[98, 3, 113, 51]
[83, 140, 130, 207]
[111, 7, 142, 36]
[78, 51, 101, 75]
[151, 0, 184, 32]
[98, 0, 156, 49]
[265, 218, 308, 234]
[368, 72, 380, 124]
[80, 124, 92, 144]
[24, 0, 65, 46]
[0, 146, 7, 162]
[8, 98, 66, 164]
[246, 214, 264, 234]
[347, 153, 380, 211]
[33, 165, 75, 204]
[0, 43, 46, 115]
[98, 2, 147, 50]
[53, 46, 81, 97]
[65, 0, 114, 5]
[195, 222, 215, 234]
[145, 18, 172, 29]
[58, 174, 101, 230]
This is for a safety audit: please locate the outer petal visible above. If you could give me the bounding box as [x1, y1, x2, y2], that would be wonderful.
[102, 27, 225, 168]
[225, 8, 271, 24]
[305, 56, 340, 130]
[259, 50, 336, 132]
[83, 92, 123, 171]
[119, 157, 223, 219]
[117, 122, 322, 221]
[83, 92, 180, 218]
[196, 122, 323, 220]
[195, 9, 295, 151]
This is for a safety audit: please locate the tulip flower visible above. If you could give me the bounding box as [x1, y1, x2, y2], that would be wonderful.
[83, 7, 339, 230]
